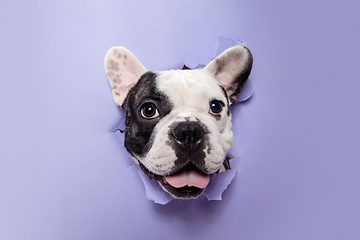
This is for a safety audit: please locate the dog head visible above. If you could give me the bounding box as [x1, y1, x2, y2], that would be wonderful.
[104, 45, 253, 199]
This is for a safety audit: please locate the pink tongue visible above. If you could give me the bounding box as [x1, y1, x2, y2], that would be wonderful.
[164, 168, 210, 188]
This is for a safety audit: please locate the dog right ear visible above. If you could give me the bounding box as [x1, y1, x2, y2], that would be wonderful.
[204, 45, 253, 105]
[104, 47, 147, 106]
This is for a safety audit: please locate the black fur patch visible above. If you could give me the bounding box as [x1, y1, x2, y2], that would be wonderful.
[122, 71, 173, 157]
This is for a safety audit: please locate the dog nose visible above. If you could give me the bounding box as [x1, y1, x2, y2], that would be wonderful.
[172, 123, 204, 150]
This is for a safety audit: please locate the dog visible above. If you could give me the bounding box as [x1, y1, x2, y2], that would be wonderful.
[104, 45, 253, 199]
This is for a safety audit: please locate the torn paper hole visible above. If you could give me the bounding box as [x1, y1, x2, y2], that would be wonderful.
[124, 37, 254, 205]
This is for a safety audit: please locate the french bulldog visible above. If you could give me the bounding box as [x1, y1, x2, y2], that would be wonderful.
[104, 45, 253, 199]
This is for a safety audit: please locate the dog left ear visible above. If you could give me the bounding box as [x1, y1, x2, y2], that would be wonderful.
[204, 45, 253, 105]
[104, 47, 147, 106]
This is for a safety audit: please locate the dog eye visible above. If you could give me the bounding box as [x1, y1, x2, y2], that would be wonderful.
[140, 103, 159, 119]
[209, 100, 224, 114]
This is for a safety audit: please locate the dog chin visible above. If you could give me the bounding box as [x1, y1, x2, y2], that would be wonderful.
[139, 162, 214, 199]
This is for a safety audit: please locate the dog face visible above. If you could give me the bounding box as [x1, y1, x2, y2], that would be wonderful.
[104, 46, 252, 199]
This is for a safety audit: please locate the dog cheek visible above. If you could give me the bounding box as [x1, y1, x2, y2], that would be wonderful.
[208, 117, 234, 154]
[142, 146, 177, 175]
[204, 144, 227, 173]
[125, 120, 155, 157]
[220, 120, 234, 153]
[202, 128, 230, 173]
[140, 125, 178, 175]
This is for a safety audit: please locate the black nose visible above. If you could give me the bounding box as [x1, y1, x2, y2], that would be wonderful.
[172, 123, 204, 151]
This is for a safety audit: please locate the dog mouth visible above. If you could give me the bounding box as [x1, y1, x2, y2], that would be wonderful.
[138, 157, 231, 199]
[139, 162, 211, 199]
[160, 163, 210, 199]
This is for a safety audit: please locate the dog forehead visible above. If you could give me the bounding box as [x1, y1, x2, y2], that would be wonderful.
[156, 69, 226, 105]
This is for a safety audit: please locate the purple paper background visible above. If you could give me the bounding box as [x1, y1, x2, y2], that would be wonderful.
[1, 0, 360, 239]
